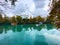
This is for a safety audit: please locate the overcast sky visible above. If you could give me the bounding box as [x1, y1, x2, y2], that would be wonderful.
[0, 0, 50, 17]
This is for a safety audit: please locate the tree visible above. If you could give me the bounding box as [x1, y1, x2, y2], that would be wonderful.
[47, 15, 55, 22]
[49, 0, 60, 21]
[3, 15, 10, 24]
[0, 14, 3, 23]
[16, 16, 22, 24]
[11, 16, 16, 23]
[5, 0, 17, 5]
[11, 0, 16, 5]
[49, 0, 60, 25]
[29, 17, 34, 23]
[33, 17, 36, 23]
[36, 16, 44, 22]
[5, 0, 8, 2]
[23, 17, 29, 24]
[0, 14, 2, 19]
[49, 0, 59, 15]
[57, 14, 60, 20]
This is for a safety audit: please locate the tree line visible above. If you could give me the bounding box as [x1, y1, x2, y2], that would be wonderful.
[0, 14, 45, 25]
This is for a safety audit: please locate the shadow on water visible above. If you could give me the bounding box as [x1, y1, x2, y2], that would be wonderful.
[0, 24, 56, 34]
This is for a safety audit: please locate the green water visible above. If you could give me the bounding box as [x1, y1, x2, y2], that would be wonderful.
[0, 24, 60, 45]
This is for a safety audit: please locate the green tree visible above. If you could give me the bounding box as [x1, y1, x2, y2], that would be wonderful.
[36, 16, 44, 22]
[23, 17, 29, 24]
[3, 15, 10, 24]
[29, 17, 34, 23]
[5, 0, 8, 2]
[5, 0, 17, 5]
[0, 14, 3, 23]
[11, 0, 16, 5]
[33, 17, 36, 23]
[11, 16, 16, 23]
[49, 0, 60, 21]
[16, 16, 22, 24]
[47, 15, 55, 22]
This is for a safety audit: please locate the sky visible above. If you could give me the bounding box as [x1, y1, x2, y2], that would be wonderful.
[0, 0, 50, 17]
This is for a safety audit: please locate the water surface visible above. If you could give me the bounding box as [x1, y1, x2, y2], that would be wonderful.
[0, 24, 60, 45]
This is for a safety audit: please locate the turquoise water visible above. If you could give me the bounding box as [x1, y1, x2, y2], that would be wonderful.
[0, 24, 60, 45]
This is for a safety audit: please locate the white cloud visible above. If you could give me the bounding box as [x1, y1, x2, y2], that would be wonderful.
[43, 0, 50, 10]
[33, 0, 50, 17]
[0, 0, 50, 17]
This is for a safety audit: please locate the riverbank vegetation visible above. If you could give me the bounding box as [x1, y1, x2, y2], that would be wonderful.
[0, 14, 45, 25]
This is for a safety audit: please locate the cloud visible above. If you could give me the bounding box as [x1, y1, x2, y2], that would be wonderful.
[34, 0, 45, 8]
[33, 8, 49, 17]
[0, 0, 50, 17]
[4, 0, 35, 16]
[33, 0, 50, 17]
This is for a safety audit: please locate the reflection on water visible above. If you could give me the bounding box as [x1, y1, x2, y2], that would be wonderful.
[0, 24, 60, 45]
[0, 24, 55, 33]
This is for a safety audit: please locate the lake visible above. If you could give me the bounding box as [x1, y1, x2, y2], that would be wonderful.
[0, 24, 60, 45]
